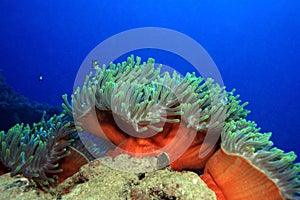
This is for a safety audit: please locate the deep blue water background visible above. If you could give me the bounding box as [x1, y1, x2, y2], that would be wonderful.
[0, 1, 299, 161]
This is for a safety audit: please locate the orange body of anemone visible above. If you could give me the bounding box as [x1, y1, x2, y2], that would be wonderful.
[77, 108, 296, 199]
[201, 149, 284, 200]
[77, 107, 219, 171]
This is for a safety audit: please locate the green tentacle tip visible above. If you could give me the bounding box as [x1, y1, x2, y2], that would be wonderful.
[283, 151, 297, 162]
[11, 165, 22, 176]
[42, 181, 49, 185]
[156, 127, 164, 132]
[62, 94, 67, 99]
[49, 178, 55, 183]
[68, 139, 75, 143]
[169, 119, 180, 123]
[5, 148, 10, 158]
[2, 141, 6, 151]
[53, 163, 59, 168]
[65, 150, 72, 156]
[20, 151, 25, 157]
[32, 173, 39, 178]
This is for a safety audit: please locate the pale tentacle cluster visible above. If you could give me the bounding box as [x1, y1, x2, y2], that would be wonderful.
[63, 55, 249, 133]
[0, 113, 76, 186]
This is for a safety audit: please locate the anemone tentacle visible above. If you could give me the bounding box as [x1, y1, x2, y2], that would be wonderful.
[0, 112, 76, 186]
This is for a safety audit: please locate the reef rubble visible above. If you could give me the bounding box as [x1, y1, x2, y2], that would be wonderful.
[0, 154, 216, 200]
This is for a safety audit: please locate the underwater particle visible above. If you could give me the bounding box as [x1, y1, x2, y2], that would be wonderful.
[201, 119, 300, 200]
[0, 69, 62, 131]
[39, 73, 43, 81]
[0, 112, 85, 187]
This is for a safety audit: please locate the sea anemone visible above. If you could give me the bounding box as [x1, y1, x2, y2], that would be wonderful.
[0, 112, 83, 186]
[62, 55, 300, 199]
[62, 55, 248, 170]
[201, 119, 300, 199]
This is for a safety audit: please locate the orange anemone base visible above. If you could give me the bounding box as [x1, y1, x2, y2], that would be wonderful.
[76, 109, 286, 199]
[57, 145, 89, 183]
[77, 109, 219, 171]
[201, 149, 284, 200]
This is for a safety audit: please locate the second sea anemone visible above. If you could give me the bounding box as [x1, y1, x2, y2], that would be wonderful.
[0, 112, 83, 186]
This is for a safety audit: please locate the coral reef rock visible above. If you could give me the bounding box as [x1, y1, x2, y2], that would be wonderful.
[0, 154, 216, 200]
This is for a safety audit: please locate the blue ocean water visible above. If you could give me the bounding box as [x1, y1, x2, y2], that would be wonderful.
[0, 0, 299, 162]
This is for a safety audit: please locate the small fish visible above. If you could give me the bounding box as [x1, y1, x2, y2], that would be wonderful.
[92, 60, 99, 70]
